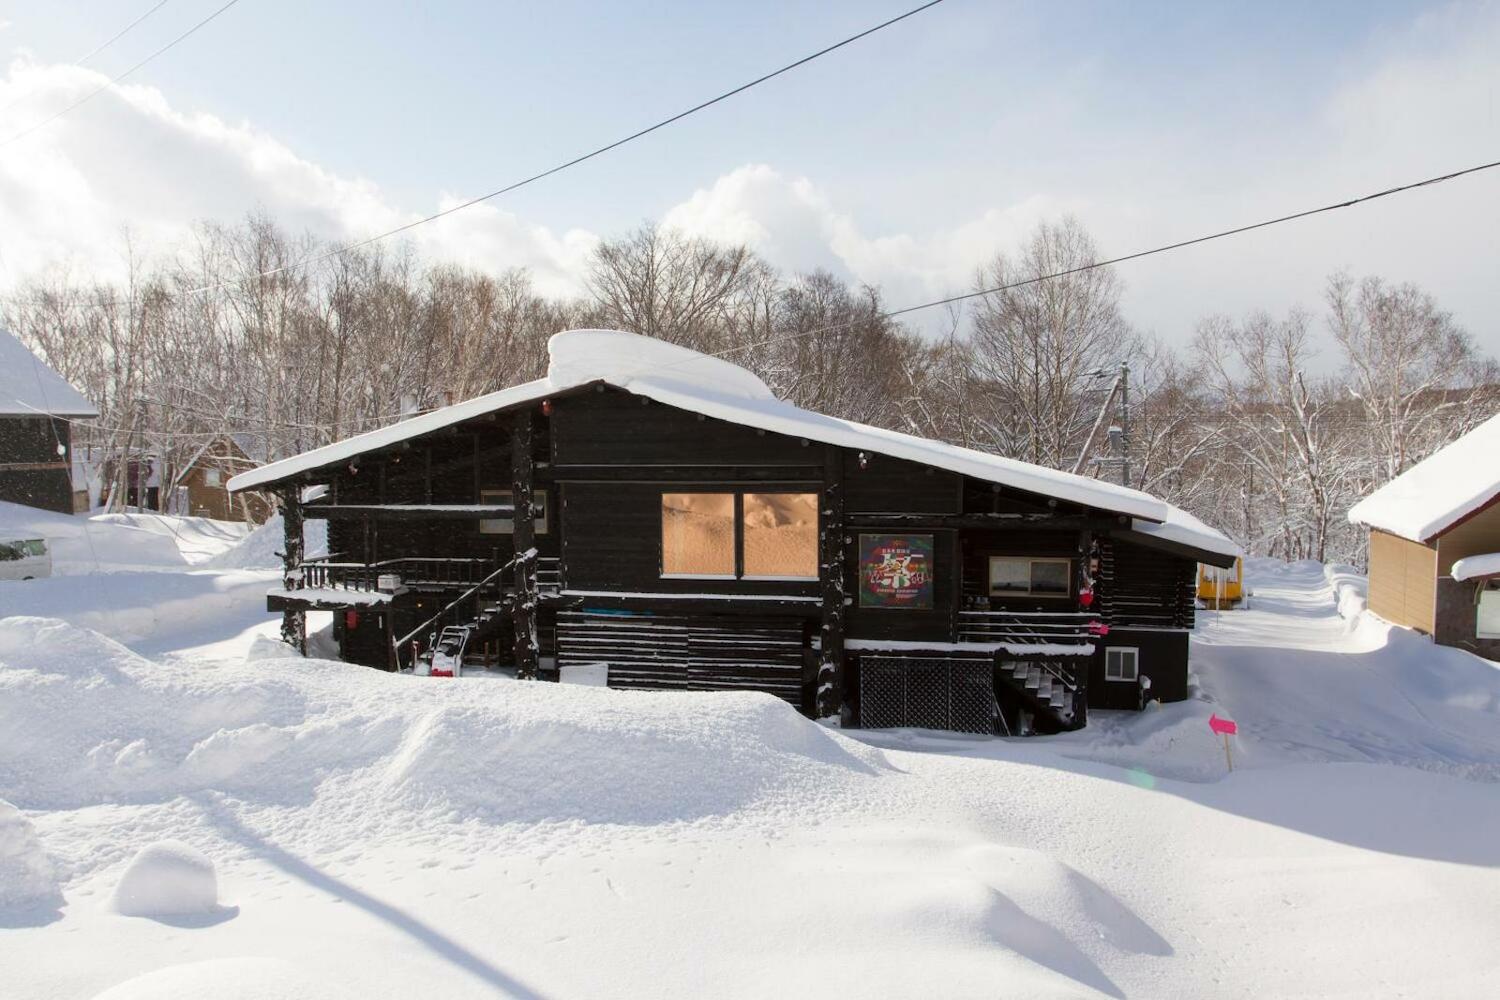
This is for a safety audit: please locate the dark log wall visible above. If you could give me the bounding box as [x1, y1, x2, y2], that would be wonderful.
[1088, 630, 1189, 708]
[0, 417, 73, 514]
[1097, 537, 1197, 629]
[552, 388, 814, 467]
[960, 529, 1081, 609]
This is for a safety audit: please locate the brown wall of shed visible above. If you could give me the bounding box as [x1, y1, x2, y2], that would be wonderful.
[1434, 500, 1500, 569]
[1367, 529, 1437, 634]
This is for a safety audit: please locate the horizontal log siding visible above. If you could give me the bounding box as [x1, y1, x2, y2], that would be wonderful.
[1096, 537, 1196, 630]
[555, 610, 808, 704]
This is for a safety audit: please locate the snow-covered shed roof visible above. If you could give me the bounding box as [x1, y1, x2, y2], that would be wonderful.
[230, 330, 1237, 558]
[0, 328, 98, 418]
[1452, 553, 1500, 582]
[1347, 411, 1500, 543]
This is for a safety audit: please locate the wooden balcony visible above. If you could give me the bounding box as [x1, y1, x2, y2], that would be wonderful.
[298, 555, 563, 594]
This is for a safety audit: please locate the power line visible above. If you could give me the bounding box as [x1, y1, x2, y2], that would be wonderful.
[0, 0, 243, 149]
[683, 158, 1500, 368]
[0, 0, 175, 118]
[73, 1, 176, 67]
[167, 0, 949, 295]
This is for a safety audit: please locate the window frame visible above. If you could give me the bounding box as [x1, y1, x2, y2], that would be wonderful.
[478, 488, 549, 536]
[988, 555, 1073, 599]
[659, 489, 818, 582]
[1104, 646, 1139, 683]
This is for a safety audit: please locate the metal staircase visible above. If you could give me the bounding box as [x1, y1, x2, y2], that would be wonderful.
[994, 658, 1085, 729]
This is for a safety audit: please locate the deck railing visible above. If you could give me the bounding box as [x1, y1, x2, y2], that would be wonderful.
[299, 557, 490, 592]
[299, 555, 562, 594]
[956, 610, 1094, 647]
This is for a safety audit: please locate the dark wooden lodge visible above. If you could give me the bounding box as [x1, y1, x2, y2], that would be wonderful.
[0, 329, 98, 515]
[232, 330, 1238, 735]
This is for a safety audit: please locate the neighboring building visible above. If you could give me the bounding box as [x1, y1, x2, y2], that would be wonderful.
[173, 435, 273, 522]
[0, 329, 98, 514]
[1349, 411, 1500, 660]
[230, 330, 1239, 735]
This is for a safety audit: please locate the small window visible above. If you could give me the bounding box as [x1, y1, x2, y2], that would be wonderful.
[742, 492, 817, 579]
[203, 468, 222, 487]
[989, 556, 1071, 597]
[1105, 647, 1139, 682]
[662, 493, 735, 577]
[1479, 582, 1500, 640]
[478, 489, 549, 535]
[23, 540, 47, 557]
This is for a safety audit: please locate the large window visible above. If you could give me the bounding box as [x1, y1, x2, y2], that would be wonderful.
[743, 492, 818, 579]
[661, 491, 817, 580]
[478, 489, 549, 535]
[661, 492, 736, 577]
[989, 556, 1071, 598]
[1105, 647, 1139, 682]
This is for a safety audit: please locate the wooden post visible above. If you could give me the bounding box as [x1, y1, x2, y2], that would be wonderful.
[510, 411, 540, 680]
[280, 485, 306, 654]
[817, 445, 846, 721]
[1073, 528, 1094, 727]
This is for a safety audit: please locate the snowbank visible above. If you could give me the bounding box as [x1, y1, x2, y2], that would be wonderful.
[205, 515, 327, 570]
[0, 798, 61, 913]
[108, 841, 219, 918]
[0, 501, 247, 573]
[0, 616, 885, 825]
[90, 958, 353, 1000]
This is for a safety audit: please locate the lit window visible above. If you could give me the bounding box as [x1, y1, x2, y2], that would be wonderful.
[989, 556, 1071, 597]
[662, 493, 735, 577]
[1479, 582, 1500, 639]
[1105, 647, 1139, 682]
[742, 492, 817, 579]
[479, 489, 549, 535]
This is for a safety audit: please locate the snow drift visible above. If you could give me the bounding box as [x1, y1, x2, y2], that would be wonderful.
[108, 840, 220, 918]
[0, 798, 62, 915]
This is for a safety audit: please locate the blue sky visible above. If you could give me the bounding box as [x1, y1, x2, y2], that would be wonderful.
[1, 0, 1496, 350]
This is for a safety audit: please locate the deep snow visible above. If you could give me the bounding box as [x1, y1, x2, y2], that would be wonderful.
[1, 555, 1499, 998]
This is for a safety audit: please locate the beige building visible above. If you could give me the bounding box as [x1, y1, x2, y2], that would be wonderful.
[1349, 411, 1500, 660]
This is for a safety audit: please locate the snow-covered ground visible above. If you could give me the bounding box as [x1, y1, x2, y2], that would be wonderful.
[2, 551, 1499, 998]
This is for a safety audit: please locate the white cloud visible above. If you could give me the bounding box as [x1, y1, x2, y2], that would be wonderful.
[0, 0, 1496, 356]
[0, 58, 598, 297]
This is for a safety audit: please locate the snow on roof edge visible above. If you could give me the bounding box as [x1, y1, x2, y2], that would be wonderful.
[1347, 411, 1500, 542]
[1128, 505, 1241, 562]
[1451, 553, 1500, 582]
[231, 330, 1174, 524]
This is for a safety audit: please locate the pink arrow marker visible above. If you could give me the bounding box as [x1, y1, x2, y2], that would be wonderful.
[1209, 713, 1238, 736]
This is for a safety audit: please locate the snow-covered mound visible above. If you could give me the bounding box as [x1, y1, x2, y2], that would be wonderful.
[0, 616, 885, 826]
[205, 515, 327, 570]
[0, 798, 61, 913]
[108, 841, 219, 918]
[90, 958, 353, 1000]
[0, 501, 247, 573]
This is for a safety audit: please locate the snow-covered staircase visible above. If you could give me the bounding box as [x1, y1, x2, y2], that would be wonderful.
[995, 658, 1081, 728]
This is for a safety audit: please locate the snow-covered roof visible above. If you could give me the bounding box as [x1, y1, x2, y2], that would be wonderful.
[1347, 411, 1500, 542]
[1129, 504, 1241, 562]
[230, 330, 1236, 556]
[1452, 553, 1500, 582]
[0, 328, 98, 418]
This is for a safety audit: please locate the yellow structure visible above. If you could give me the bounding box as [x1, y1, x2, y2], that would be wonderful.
[1198, 557, 1244, 608]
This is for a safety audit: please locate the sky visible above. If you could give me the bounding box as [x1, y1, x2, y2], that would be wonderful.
[0, 0, 1496, 355]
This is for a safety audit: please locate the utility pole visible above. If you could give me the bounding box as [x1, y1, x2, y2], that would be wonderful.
[1119, 362, 1130, 489]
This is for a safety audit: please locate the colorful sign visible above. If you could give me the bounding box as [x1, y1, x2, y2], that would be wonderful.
[858, 534, 934, 609]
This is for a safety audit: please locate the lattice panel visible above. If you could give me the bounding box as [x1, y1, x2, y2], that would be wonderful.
[859, 657, 997, 735]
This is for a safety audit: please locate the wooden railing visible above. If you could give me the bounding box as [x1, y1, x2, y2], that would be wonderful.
[299, 557, 491, 592]
[956, 610, 1095, 647]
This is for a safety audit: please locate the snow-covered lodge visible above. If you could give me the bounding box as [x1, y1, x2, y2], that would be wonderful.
[0, 329, 98, 515]
[230, 330, 1238, 734]
[1349, 411, 1500, 660]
